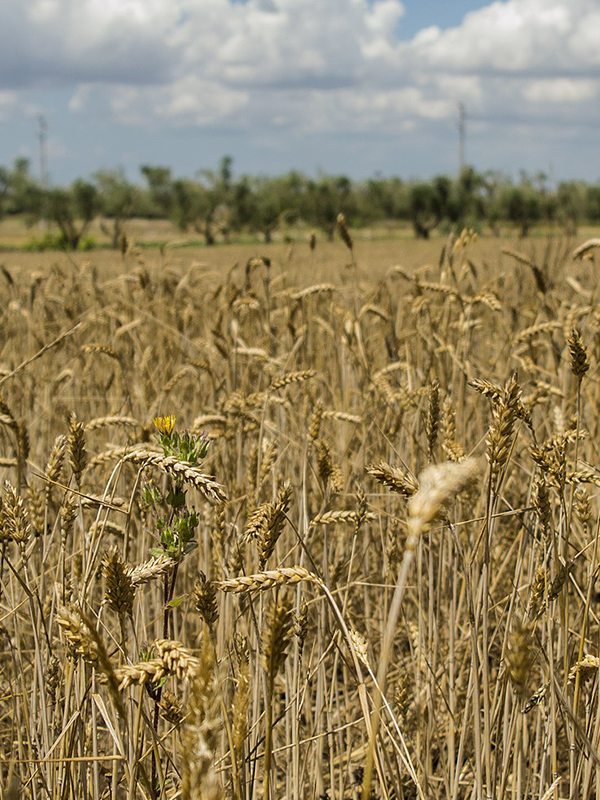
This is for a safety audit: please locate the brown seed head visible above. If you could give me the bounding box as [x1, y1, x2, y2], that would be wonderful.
[395, 672, 412, 718]
[68, 413, 87, 486]
[533, 478, 551, 538]
[426, 379, 440, 461]
[522, 682, 548, 714]
[309, 400, 324, 442]
[257, 482, 292, 568]
[102, 548, 135, 618]
[486, 375, 521, 477]
[1, 482, 31, 544]
[506, 618, 535, 696]
[261, 597, 294, 677]
[336, 213, 353, 251]
[367, 462, 419, 499]
[232, 654, 249, 753]
[568, 328, 589, 380]
[160, 690, 184, 725]
[315, 439, 333, 488]
[576, 487, 592, 527]
[194, 572, 219, 629]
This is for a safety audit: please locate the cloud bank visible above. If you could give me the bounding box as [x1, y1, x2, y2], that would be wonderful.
[2, 0, 599, 159]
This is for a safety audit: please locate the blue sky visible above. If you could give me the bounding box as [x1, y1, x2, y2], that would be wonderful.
[0, 0, 599, 186]
[396, 0, 489, 37]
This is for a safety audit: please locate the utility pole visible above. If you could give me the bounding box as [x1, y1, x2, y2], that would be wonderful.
[37, 114, 48, 230]
[37, 114, 48, 188]
[458, 103, 466, 174]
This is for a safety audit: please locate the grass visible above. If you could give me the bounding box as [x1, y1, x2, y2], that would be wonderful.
[3, 214, 600, 251]
[1, 229, 600, 799]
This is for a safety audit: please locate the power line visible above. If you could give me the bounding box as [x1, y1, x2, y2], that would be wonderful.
[458, 103, 466, 174]
[37, 114, 48, 188]
[37, 114, 49, 231]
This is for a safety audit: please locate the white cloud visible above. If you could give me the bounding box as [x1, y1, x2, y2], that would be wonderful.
[409, 0, 600, 74]
[0, 92, 17, 121]
[0, 0, 179, 86]
[522, 78, 598, 104]
[1, 0, 600, 145]
[106, 77, 250, 127]
[403, 0, 600, 133]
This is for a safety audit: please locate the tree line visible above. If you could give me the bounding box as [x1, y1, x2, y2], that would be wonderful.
[1, 155, 599, 250]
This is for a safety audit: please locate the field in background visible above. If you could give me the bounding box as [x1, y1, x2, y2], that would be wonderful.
[3, 215, 419, 249]
[0, 230, 592, 284]
[2, 214, 600, 251]
[1, 231, 600, 799]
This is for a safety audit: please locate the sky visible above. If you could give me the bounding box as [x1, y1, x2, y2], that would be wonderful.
[1, 0, 599, 185]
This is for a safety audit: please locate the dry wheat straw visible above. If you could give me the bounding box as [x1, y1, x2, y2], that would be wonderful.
[123, 450, 227, 503]
[218, 566, 321, 593]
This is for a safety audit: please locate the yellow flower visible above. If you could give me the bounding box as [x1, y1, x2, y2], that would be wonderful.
[153, 415, 176, 435]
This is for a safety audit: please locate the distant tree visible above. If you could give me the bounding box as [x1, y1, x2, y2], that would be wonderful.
[94, 169, 139, 249]
[6, 155, 600, 249]
[140, 165, 174, 218]
[555, 181, 587, 235]
[45, 180, 99, 249]
[4, 159, 42, 219]
[172, 179, 221, 245]
[0, 167, 9, 221]
[196, 156, 235, 243]
[408, 182, 444, 239]
[586, 185, 600, 223]
[171, 179, 218, 245]
[169, 157, 237, 246]
[304, 175, 355, 241]
[229, 175, 251, 234]
[354, 178, 384, 227]
[171, 178, 204, 233]
[354, 176, 408, 226]
[501, 182, 542, 238]
[447, 167, 485, 228]
[237, 174, 304, 242]
[480, 171, 509, 235]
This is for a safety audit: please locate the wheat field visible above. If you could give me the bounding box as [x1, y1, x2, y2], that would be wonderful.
[1, 229, 600, 800]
